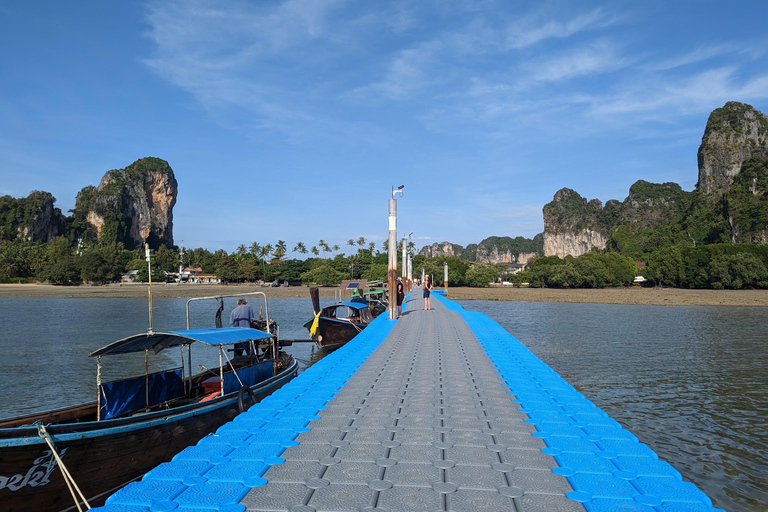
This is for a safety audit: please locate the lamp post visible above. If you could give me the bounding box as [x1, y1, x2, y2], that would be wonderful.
[407, 232, 413, 288]
[402, 231, 412, 289]
[388, 185, 404, 319]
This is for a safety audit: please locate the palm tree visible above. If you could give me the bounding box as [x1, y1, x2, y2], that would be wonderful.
[250, 242, 261, 258]
[293, 241, 307, 258]
[259, 244, 272, 281]
[310, 246, 320, 257]
[357, 236, 366, 248]
[347, 239, 356, 253]
[236, 244, 247, 256]
[318, 240, 330, 259]
[332, 244, 340, 256]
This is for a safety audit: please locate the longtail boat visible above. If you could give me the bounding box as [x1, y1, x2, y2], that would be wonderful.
[303, 286, 373, 350]
[0, 292, 297, 512]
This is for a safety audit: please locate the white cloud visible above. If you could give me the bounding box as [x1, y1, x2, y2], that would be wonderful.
[525, 39, 627, 84]
[504, 8, 617, 49]
[646, 44, 737, 71]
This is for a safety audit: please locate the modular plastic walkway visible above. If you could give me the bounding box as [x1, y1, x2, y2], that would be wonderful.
[95, 292, 723, 512]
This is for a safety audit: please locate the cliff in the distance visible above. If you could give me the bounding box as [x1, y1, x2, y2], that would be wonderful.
[698, 101, 768, 195]
[0, 191, 64, 243]
[543, 101, 768, 258]
[419, 235, 542, 264]
[74, 157, 177, 249]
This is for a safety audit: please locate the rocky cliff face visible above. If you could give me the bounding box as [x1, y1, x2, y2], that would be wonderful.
[542, 182, 690, 258]
[418, 236, 543, 264]
[542, 188, 609, 257]
[697, 101, 768, 195]
[76, 157, 177, 248]
[542, 230, 608, 258]
[475, 235, 543, 264]
[0, 191, 63, 243]
[419, 241, 464, 258]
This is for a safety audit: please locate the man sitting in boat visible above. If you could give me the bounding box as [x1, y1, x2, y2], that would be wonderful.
[230, 298, 255, 356]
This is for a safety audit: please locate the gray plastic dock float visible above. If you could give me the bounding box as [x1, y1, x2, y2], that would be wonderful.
[242, 295, 581, 511]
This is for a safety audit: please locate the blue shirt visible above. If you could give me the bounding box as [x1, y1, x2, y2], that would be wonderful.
[230, 304, 254, 328]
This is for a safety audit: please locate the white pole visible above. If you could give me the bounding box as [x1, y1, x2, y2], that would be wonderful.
[401, 237, 407, 280]
[388, 196, 397, 319]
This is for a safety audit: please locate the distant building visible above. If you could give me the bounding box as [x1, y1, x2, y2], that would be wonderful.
[121, 270, 139, 282]
[178, 267, 219, 284]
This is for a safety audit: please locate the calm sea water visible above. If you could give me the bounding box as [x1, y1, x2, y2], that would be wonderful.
[457, 300, 767, 512]
[0, 296, 765, 511]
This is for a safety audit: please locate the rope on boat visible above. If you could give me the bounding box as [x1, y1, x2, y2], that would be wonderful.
[221, 347, 245, 389]
[215, 298, 224, 328]
[36, 423, 91, 511]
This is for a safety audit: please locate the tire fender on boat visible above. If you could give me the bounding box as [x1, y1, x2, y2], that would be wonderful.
[237, 386, 257, 412]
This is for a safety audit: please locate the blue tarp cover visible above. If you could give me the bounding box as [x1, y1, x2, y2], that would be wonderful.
[89, 327, 274, 357]
[222, 361, 273, 395]
[99, 368, 184, 419]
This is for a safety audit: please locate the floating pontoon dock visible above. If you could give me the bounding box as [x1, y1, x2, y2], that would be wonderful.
[93, 292, 722, 512]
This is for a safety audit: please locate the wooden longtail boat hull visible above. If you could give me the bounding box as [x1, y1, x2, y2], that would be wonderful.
[0, 359, 298, 512]
[305, 317, 366, 350]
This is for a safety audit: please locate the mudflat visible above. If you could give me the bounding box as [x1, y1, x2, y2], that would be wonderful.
[1, 283, 766, 306]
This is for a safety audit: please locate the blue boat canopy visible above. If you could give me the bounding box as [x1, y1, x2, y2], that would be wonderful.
[338, 302, 370, 310]
[88, 327, 274, 357]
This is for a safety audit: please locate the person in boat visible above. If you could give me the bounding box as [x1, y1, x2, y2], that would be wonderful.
[396, 278, 405, 318]
[230, 298, 255, 356]
[423, 275, 432, 311]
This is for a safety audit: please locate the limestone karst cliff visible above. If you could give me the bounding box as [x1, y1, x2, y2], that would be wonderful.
[418, 236, 542, 264]
[419, 241, 464, 258]
[542, 102, 768, 258]
[73, 157, 177, 249]
[697, 101, 768, 195]
[0, 191, 64, 243]
[542, 182, 690, 258]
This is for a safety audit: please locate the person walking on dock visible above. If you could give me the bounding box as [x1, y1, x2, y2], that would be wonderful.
[423, 275, 432, 310]
[396, 278, 405, 318]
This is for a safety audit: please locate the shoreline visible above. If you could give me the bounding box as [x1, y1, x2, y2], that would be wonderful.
[0, 283, 766, 306]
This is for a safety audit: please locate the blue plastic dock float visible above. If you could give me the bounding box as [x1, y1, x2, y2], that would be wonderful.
[92, 291, 722, 512]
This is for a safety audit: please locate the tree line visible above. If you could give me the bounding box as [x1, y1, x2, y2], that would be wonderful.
[2, 233, 768, 290]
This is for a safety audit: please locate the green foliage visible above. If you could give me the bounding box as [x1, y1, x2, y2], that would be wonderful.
[301, 264, 346, 286]
[78, 242, 125, 283]
[725, 156, 768, 243]
[135, 259, 167, 283]
[38, 236, 79, 284]
[704, 101, 768, 139]
[643, 244, 768, 289]
[465, 262, 506, 287]
[278, 259, 310, 282]
[415, 256, 468, 286]
[153, 244, 179, 272]
[0, 191, 64, 243]
[362, 263, 389, 281]
[0, 239, 48, 281]
[709, 252, 768, 289]
[215, 255, 241, 283]
[516, 253, 636, 288]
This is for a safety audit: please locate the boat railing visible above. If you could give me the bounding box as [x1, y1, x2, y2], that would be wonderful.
[185, 291, 271, 333]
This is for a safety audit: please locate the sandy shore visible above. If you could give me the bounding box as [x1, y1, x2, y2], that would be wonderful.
[1, 282, 766, 306]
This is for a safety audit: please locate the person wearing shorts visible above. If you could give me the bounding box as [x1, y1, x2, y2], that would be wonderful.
[423, 275, 432, 310]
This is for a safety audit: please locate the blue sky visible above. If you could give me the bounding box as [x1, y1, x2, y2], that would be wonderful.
[2, 1, 768, 254]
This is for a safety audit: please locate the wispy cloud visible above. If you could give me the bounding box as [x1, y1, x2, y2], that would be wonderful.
[646, 44, 737, 71]
[504, 8, 617, 49]
[525, 39, 627, 83]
